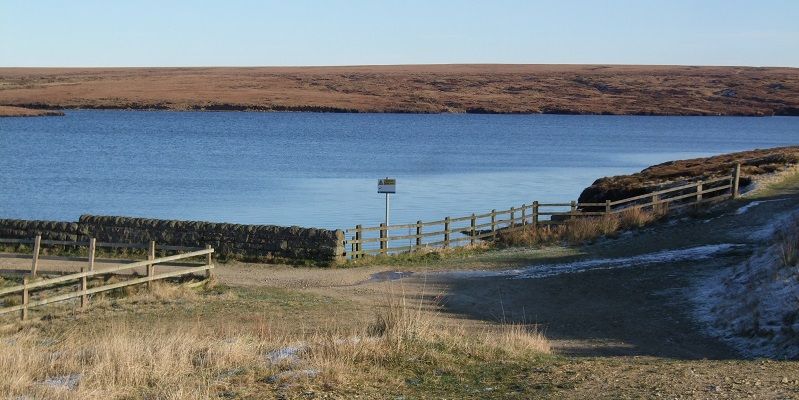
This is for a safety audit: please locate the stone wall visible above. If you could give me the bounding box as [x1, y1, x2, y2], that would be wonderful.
[0, 215, 345, 265]
[0, 219, 84, 242]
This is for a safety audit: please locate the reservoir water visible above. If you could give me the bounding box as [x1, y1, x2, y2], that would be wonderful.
[0, 111, 797, 229]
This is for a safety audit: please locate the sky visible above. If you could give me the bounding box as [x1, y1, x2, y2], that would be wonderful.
[1, 0, 798, 67]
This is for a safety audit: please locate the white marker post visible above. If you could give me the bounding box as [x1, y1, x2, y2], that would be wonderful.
[378, 178, 396, 226]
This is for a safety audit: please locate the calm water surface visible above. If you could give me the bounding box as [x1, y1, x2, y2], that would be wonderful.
[0, 111, 797, 229]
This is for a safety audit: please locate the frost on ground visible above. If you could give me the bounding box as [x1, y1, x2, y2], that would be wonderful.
[442, 244, 739, 280]
[694, 223, 799, 359]
[512, 244, 739, 279]
[41, 374, 81, 391]
[746, 208, 799, 241]
[266, 345, 306, 364]
[734, 198, 787, 215]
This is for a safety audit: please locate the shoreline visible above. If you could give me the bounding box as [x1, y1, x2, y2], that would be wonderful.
[4, 105, 798, 117]
[0, 105, 64, 118]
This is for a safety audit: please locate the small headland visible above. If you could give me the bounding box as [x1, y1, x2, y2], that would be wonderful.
[579, 146, 799, 204]
[0, 105, 64, 117]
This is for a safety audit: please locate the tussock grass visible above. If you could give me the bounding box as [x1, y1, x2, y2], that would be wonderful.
[777, 218, 799, 269]
[0, 282, 551, 399]
[487, 323, 552, 355]
[618, 205, 667, 228]
[497, 206, 666, 247]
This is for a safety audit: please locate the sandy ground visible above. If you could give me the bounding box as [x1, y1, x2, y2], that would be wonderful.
[1, 65, 798, 115]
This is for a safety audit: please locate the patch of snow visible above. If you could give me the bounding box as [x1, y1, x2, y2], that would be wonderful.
[735, 199, 787, 215]
[265, 369, 319, 384]
[748, 209, 799, 241]
[368, 270, 414, 283]
[441, 244, 740, 280]
[334, 335, 377, 345]
[512, 244, 740, 279]
[266, 345, 306, 364]
[41, 374, 81, 390]
[693, 236, 799, 359]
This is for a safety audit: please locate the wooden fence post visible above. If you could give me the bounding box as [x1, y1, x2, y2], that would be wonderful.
[443, 217, 451, 248]
[31, 235, 41, 277]
[147, 241, 155, 289]
[88, 238, 96, 271]
[696, 181, 703, 203]
[82, 237, 95, 310]
[570, 201, 577, 219]
[205, 244, 213, 279]
[81, 266, 88, 309]
[605, 200, 611, 214]
[379, 223, 387, 255]
[21, 277, 29, 321]
[732, 163, 741, 199]
[532, 201, 539, 228]
[470, 214, 476, 245]
[491, 210, 497, 240]
[355, 225, 362, 259]
[509, 207, 515, 228]
[415, 221, 422, 250]
[521, 205, 527, 226]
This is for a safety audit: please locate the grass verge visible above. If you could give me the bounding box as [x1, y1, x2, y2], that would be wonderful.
[497, 206, 667, 247]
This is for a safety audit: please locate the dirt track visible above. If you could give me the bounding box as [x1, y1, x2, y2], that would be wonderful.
[1, 64, 798, 115]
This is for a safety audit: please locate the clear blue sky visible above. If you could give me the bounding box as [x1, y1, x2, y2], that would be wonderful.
[2, 0, 798, 67]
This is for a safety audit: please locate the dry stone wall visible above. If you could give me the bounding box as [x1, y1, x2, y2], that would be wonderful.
[0, 215, 345, 264]
[0, 219, 84, 242]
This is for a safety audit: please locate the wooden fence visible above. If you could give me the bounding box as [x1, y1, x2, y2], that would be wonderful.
[345, 164, 741, 258]
[0, 237, 214, 320]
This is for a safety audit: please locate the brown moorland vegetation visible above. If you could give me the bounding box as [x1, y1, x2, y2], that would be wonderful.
[1, 65, 798, 115]
[579, 146, 799, 204]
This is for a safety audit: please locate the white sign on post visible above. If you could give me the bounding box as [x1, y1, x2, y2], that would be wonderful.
[378, 178, 396, 226]
[377, 178, 396, 194]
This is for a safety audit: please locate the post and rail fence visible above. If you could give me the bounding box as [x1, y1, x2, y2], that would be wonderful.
[345, 164, 741, 259]
[0, 238, 214, 321]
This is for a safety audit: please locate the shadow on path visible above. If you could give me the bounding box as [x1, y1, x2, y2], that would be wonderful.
[439, 256, 741, 359]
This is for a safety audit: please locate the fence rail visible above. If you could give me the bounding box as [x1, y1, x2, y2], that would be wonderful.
[0, 238, 214, 321]
[345, 164, 741, 258]
[0, 237, 206, 277]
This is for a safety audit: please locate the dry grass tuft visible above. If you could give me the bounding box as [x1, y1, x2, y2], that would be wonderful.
[497, 206, 665, 247]
[777, 219, 799, 268]
[565, 214, 621, 244]
[618, 205, 666, 229]
[497, 208, 665, 247]
[133, 281, 200, 302]
[486, 323, 552, 355]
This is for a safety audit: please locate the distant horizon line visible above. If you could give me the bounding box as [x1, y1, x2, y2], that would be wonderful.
[1, 63, 798, 69]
